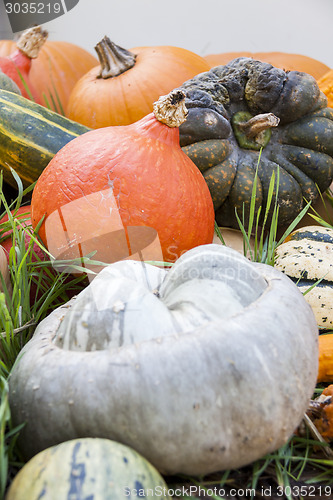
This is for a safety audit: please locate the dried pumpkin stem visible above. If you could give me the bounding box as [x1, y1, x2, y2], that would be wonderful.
[95, 36, 136, 79]
[238, 112, 280, 139]
[153, 90, 188, 128]
[16, 26, 48, 59]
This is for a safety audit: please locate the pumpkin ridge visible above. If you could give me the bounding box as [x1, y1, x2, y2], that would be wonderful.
[268, 147, 318, 201]
[36, 46, 72, 106]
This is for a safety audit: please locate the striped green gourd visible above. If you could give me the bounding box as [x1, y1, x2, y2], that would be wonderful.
[275, 225, 333, 328]
[0, 89, 91, 188]
[5, 438, 171, 500]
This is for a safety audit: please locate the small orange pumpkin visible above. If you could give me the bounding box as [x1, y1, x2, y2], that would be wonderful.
[204, 51, 330, 80]
[66, 37, 210, 128]
[31, 91, 215, 267]
[317, 69, 333, 109]
[0, 34, 98, 112]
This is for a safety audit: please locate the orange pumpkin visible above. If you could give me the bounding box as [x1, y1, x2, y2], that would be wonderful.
[204, 51, 330, 80]
[0, 35, 98, 113]
[31, 91, 215, 268]
[311, 384, 333, 442]
[317, 69, 333, 108]
[318, 334, 333, 383]
[66, 37, 210, 128]
[0, 26, 47, 103]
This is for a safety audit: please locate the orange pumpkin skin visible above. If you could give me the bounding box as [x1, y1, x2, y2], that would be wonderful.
[318, 334, 333, 383]
[0, 40, 15, 57]
[31, 108, 215, 265]
[66, 45, 210, 128]
[29, 41, 98, 113]
[204, 52, 330, 80]
[0, 40, 98, 113]
[0, 48, 41, 101]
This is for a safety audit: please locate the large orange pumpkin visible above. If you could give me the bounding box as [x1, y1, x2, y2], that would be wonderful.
[31, 91, 215, 268]
[66, 37, 210, 128]
[0, 36, 98, 113]
[204, 51, 330, 80]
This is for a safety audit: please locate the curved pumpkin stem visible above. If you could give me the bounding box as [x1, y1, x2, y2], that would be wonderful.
[95, 36, 136, 79]
[153, 90, 188, 128]
[232, 111, 280, 150]
[16, 26, 48, 59]
[238, 113, 280, 138]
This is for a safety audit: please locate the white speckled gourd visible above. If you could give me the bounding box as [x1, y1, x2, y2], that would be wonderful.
[8, 244, 318, 475]
[275, 225, 333, 328]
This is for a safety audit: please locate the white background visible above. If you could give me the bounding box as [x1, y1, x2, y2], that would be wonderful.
[1, 0, 332, 67]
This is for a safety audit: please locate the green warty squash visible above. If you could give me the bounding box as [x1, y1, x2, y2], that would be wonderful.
[177, 58, 333, 228]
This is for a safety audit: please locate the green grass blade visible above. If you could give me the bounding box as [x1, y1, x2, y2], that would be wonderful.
[14, 68, 35, 102]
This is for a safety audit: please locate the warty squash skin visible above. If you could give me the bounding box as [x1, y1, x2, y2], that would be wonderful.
[177, 58, 333, 229]
[8, 245, 319, 475]
[6, 438, 171, 500]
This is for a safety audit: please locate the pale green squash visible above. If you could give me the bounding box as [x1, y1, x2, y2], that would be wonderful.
[6, 438, 171, 500]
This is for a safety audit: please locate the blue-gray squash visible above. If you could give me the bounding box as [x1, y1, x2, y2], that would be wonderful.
[8, 244, 318, 475]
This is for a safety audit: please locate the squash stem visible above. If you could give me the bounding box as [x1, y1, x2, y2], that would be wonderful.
[95, 36, 136, 79]
[16, 26, 48, 59]
[153, 90, 188, 128]
[238, 112, 280, 139]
